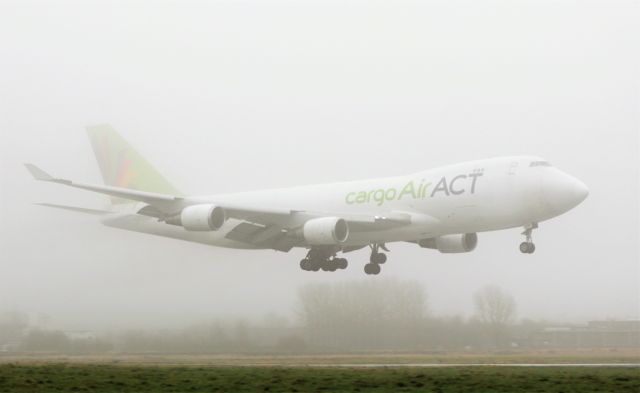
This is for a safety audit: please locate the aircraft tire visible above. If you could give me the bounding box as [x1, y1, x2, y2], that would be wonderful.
[520, 242, 535, 254]
[364, 263, 381, 275]
[372, 253, 387, 264]
[310, 259, 322, 271]
[519, 242, 528, 253]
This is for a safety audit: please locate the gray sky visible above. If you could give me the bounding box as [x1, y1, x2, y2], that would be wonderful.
[1, 0, 638, 331]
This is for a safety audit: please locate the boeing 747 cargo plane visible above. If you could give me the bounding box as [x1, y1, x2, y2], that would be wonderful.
[25, 125, 589, 275]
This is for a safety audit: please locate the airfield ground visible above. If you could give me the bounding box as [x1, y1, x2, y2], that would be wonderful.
[1, 350, 638, 392]
[1, 348, 639, 366]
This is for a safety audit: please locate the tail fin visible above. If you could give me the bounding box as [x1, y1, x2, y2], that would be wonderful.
[86, 124, 181, 204]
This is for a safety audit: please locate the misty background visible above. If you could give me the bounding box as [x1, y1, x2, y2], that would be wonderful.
[0, 0, 638, 334]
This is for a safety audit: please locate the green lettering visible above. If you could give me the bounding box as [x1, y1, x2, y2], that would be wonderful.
[385, 188, 397, 201]
[367, 189, 376, 203]
[422, 183, 431, 198]
[345, 192, 356, 204]
[398, 181, 417, 200]
[373, 189, 385, 205]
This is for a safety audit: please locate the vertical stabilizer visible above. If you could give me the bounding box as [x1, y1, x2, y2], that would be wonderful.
[86, 124, 181, 204]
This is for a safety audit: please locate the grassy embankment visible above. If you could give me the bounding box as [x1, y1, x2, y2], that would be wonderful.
[1, 363, 639, 392]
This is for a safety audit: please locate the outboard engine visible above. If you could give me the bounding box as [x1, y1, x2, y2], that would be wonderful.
[165, 204, 226, 231]
[418, 233, 478, 253]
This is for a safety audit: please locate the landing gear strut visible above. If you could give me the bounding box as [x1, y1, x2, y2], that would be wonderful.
[300, 248, 348, 272]
[299, 243, 389, 274]
[520, 223, 537, 254]
[364, 243, 388, 275]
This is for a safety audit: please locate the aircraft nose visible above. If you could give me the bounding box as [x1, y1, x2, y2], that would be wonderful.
[541, 170, 589, 215]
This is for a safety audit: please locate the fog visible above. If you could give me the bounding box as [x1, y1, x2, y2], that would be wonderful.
[0, 0, 638, 334]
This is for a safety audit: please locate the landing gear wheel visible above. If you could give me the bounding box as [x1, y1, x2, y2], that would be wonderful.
[309, 259, 322, 271]
[322, 258, 338, 272]
[364, 263, 381, 275]
[335, 258, 348, 270]
[300, 259, 311, 271]
[519, 242, 528, 253]
[520, 223, 538, 254]
[371, 252, 387, 264]
[519, 242, 535, 254]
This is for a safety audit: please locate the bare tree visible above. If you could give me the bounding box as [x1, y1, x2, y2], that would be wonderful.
[297, 279, 428, 350]
[0, 311, 29, 344]
[473, 285, 516, 348]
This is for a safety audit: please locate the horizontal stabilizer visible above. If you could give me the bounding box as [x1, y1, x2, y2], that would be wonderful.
[24, 163, 55, 181]
[35, 203, 113, 215]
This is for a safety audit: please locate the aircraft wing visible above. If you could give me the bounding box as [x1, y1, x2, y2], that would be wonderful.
[25, 163, 184, 212]
[341, 211, 413, 230]
[25, 164, 415, 229]
[215, 205, 429, 251]
[26, 163, 428, 251]
[218, 210, 416, 251]
[35, 203, 114, 215]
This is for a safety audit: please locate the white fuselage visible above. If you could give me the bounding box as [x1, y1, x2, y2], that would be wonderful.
[101, 156, 589, 250]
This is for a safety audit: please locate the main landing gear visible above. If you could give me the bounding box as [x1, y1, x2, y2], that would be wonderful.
[299, 244, 390, 275]
[299, 248, 348, 272]
[519, 223, 538, 254]
[364, 243, 388, 275]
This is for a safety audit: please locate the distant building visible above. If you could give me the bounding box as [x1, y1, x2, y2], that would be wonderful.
[64, 331, 97, 341]
[0, 342, 21, 352]
[531, 320, 640, 348]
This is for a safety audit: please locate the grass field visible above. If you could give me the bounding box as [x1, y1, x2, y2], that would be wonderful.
[0, 364, 639, 392]
[1, 348, 639, 366]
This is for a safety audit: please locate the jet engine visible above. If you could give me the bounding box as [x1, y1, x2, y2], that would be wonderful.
[165, 204, 226, 231]
[302, 217, 349, 245]
[418, 233, 478, 253]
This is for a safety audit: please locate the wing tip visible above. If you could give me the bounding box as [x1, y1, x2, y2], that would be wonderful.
[34, 202, 113, 215]
[24, 163, 54, 181]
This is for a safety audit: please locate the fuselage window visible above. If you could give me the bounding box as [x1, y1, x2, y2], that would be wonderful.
[530, 161, 551, 167]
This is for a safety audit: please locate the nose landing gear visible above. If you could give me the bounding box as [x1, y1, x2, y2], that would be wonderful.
[520, 223, 538, 254]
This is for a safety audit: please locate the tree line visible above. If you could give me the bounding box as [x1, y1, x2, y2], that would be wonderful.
[0, 280, 527, 353]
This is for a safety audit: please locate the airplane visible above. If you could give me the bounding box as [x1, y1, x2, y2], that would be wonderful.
[25, 125, 589, 275]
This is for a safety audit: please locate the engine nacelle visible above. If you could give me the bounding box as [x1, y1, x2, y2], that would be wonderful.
[418, 233, 478, 253]
[166, 204, 226, 231]
[302, 217, 349, 245]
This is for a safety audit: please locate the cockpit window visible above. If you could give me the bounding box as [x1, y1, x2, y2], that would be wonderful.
[530, 160, 551, 167]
